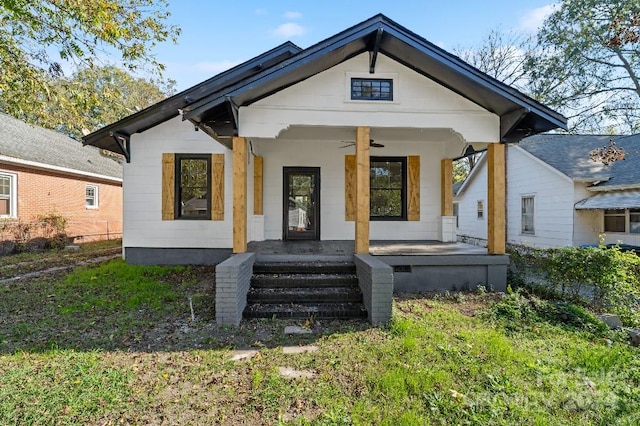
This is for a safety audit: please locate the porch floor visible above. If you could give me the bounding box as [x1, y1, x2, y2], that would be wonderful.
[246, 240, 487, 256]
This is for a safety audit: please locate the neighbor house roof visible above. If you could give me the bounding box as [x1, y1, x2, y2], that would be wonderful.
[0, 113, 122, 182]
[83, 14, 567, 156]
[575, 190, 640, 210]
[518, 133, 640, 189]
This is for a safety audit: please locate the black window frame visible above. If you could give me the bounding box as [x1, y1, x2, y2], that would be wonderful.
[351, 78, 393, 101]
[370, 156, 407, 221]
[175, 154, 212, 220]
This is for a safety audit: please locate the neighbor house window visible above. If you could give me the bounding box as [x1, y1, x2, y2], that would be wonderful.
[477, 201, 484, 219]
[85, 184, 98, 209]
[521, 196, 535, 234]
[604, 209, 625, 232]
[453, 202, 459, 228]
[630, 209, 640, 234]
[370, 157, 406, 220]
[0, 172, 16, 217]
[351, 78, 393, 101]
[176, 154, 211, 219]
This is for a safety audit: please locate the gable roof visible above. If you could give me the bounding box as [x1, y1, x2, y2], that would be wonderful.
[0, 113, 122, 182]
[518, 133, 640, 188]
[83, 14, 567, 156]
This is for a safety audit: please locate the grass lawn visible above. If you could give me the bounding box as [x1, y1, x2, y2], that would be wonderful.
[1, 259, 639, 425]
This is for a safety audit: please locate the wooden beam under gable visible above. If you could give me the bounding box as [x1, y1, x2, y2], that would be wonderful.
[233, 137, 247, 253]
[355, 126, 370, 254]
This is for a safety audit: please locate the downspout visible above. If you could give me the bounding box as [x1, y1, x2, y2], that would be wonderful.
[504, 143, 508, 248]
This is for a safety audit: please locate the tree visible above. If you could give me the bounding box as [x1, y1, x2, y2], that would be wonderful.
[0, 0, 180, 129]
[41, 65, 175, 138]
[454, 29, 535, 92]
[527, 0, 640, 133]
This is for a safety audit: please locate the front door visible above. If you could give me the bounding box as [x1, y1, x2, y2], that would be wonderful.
[283, 167, 320, 240]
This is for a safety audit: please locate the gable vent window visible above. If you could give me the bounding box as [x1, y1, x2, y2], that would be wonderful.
[351, 78, 393, 101]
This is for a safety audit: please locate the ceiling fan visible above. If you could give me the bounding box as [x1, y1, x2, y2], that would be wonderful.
[339, 139, 385, 148]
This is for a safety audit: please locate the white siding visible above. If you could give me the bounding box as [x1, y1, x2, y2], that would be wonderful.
[573, 183, 600, 246]
[255, 138, 447, 241]
[123, 117, 237, 249]
[505, 146, 574, 248]
[455, 160, 488, 244]
[240, 53, 499, 143]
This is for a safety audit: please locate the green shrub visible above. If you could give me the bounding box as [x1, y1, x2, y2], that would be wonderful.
[508, 245, 640, 327]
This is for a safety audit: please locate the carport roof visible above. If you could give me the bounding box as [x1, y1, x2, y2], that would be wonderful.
[83, 14, 567, 157]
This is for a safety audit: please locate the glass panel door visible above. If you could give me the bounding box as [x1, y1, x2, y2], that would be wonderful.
[283, 167, 320, 240]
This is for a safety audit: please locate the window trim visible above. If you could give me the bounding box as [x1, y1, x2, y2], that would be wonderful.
[85, 184, 99, 209]
[0, 171, 17, 218]
[604, 208, 626, 233]
[345, 72, 399, 104]
[521, 195, 535, 235]
[175, 154, 212, 220]
[370, 156, 407, 221]
[477, 200, 484, 220]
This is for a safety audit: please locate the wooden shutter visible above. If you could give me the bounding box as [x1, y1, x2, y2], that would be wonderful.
[161, 153, 175, 220]
[211, 154, 225, 220]
[407, 155, 420, 221]
[345, 155, 356, 221]
[253, 156, 263, 215]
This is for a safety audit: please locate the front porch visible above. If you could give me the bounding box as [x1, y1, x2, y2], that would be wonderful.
[247, 239, 507, 293]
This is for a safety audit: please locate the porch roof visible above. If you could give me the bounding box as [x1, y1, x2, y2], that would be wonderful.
[575, 190, 640, 210]
[83, 14, 567, 156]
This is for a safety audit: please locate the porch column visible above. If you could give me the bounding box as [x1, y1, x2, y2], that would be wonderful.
[487, 143, 506, 254]
[233, 136, 247, 253]
[355, 126, 370, 254]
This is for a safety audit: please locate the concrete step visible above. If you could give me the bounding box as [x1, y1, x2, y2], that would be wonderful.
[251, 273, 358, 288]
[253, 262, 356, 275]
[243, 302, 367, 319]
[247, 286, 363, 303]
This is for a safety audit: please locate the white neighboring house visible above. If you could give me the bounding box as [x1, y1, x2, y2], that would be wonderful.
[455, 134, 640, 249]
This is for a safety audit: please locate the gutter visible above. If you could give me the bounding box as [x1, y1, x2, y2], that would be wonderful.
[0, 154, 122, 184]
[588, 183, 640, 192]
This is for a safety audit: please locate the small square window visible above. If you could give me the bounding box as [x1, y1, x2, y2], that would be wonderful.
[86, 184, 99, 209]
[351, 78, 393, 101]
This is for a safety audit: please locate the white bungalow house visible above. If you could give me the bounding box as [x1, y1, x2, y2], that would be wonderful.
[83, 14, 566, 325]
[455, 133, 640, 249]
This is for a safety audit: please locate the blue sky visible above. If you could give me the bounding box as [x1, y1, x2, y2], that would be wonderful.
[155, 1, 557, 91]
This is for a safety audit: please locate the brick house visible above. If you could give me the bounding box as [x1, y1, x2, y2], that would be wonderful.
[0, 113, 123, 243]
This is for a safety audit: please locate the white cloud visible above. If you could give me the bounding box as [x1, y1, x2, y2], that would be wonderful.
[271, 22, 306, 38]
[519, 4, 557, 33]
[283, 11, 302, 20]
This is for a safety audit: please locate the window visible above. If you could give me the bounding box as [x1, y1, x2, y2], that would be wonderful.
[453, 202, 459, 228]
[370, 157, 406, 220]
[85, 184, 98, 208]
[630, 209, 640, 234]
[0, 172, 16, 217]
[477, 201, 484, 219]
[176, 154, 211, 219]
[351, 78, 393, 101]
[604, 209, 625, 232]
[521, 196, 535, 234]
